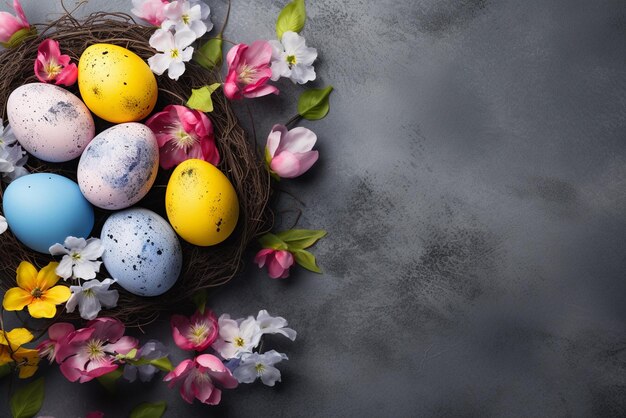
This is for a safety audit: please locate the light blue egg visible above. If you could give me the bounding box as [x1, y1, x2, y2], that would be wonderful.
[3, 173, 94, 253]
[101, 208, 182, 297]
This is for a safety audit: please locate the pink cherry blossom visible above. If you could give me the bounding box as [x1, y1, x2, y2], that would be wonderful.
[254, 248, 294, 279]
[0, 0, 30, 44]
[34, 39, 78, 86]
[164, 354, 238, 405]
[171, 309, 219, 352]
[223, 41, 279, 100]
[55, 317, 138, 383]
[36, 322, 75, 364]
[131, 0, 169, 26]
[145, 104, 220, 169]
[265, 124, 319, 178]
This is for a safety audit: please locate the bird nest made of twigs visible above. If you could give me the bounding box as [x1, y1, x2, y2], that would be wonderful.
[0, 11, 272, 325]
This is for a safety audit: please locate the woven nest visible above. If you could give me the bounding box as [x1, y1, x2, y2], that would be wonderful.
[0, 11, 272, 325]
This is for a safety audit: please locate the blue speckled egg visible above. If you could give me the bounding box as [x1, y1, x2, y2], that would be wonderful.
[77, 123, 159, 210]
[100, 208, 182, 297]
[2, 173, 94, 253]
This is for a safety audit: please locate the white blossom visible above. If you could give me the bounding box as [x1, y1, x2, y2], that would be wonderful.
[269, 31, 317, 84]
[49, 236, 104, 280]
[212, 314, 261, 359]
[0, 215, 7, 235]
[162, 0, 213, 38]
[66, 278, 119, 320]
[256, 310, 297, 341]
[233, 350, 288, 386]
[148, 28, 195, 80]
[0, 121, 28, 183]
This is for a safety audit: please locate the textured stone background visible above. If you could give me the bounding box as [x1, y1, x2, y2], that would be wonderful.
[1, 0, 626, 416]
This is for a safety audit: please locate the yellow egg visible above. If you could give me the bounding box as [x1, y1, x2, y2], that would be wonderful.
[78, 44, 158, 123]
[166, 159, 240, 246]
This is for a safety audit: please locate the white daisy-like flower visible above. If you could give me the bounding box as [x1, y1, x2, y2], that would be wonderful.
[148, 28, 196, 80]
[211, 314, 262, 359]
[269, 31, 317, 85]
[256, 310, 297, 341]
[162, 0, 213, 38]
[66, 278, 119, 320]
[233, 350, 288, 386]
[49, 236, 105, 280]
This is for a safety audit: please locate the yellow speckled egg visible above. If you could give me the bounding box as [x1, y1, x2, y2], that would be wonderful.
[166, 159, 240, 246]
[78, 44, 158, 123]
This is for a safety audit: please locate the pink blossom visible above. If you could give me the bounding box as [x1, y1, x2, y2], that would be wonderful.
[34, 39, 78, 86]
[145, 104, 220, 169]
[223, 41, 279, 100]
[164, 354, 238, 405]
[265, 124, 319, 178]
[171, 309, 219, 352]
[255, 248, 294, 279]
[131, 0, 169, 26]
[55, 317, 138, 383]
[36, 322, 75, 364]
[0, 0, 29, 45]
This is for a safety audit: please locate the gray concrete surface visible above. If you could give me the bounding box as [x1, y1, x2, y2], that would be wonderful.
[1, 0, 625, 416]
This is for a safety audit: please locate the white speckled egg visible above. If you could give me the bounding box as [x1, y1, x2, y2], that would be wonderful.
[77, 123, 159, 210]
[101, 208, 182, 297]
[7, 83, 95, 162]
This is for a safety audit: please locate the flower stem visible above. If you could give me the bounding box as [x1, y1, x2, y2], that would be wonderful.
[218, 0, 232, 37]
[285, 114, 302, 128]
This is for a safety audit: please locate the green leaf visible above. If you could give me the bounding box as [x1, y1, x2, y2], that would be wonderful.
[97, 369, 122, 394]
[148, 357, 174, 372]
[297, 86, 334, 120]
[10, 377, 44, 418]
[187, 83, 221, 113]
[258, 233, 288, 250]
[193, 37, 223, 70]
[276, 0, 306, 39]
[276, 229, 327, 250]
[130, 401, 167, 418]
[293, 249, 322, 273]
[0, 363, 11, 379]
[191, 289, 208, 314]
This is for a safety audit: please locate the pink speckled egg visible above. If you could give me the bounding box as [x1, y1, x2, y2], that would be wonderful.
[7, 83, 95, 162]
[77, 123, 159, 210]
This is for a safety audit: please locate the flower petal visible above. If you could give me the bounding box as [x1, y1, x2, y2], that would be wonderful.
[42, 285, 70, 304]
[16, 261, 37, 291]
[36, 262, 60, 290]
[281, 127, 317, 153]
[27, 299, 57, 318]
[148, 53, 171, 76]
[81, 238, 105, 259]
[2, 288, 32, 312]
[54, 256, 74, 280]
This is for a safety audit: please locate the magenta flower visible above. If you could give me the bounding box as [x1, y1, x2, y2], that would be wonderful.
[164, 354, 238, 405]
[254, 248, 294, 279]
[55, 317, 138, 383]
[131, 0, 169, 26]
[265, 124, 319, 178]
[36, 322, 75, 364]
[145, 104, 220, 169]
[171, 309, 219, 352]
[223, 41, 279, 100]
[34, 39, 78, 86]
[0, 0, 30, 46]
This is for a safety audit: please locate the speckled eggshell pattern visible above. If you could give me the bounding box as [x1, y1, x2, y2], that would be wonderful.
[6, 83, 95, 162]
[101, 208, 182, 297]
[77, 123, 159, 210]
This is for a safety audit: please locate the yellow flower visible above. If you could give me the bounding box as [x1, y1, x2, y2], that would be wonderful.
[0, 327, 40, 378]
[3, 261, 71, 318]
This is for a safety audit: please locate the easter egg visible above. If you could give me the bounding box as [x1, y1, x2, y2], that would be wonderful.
[78, 44, 158, 123]
[6, 83, 95, 162]
[2, 173, 94, 253]
[100, 208, 182, 297]
[77, 123, 159, 210]
[166, 159, 239, 246]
